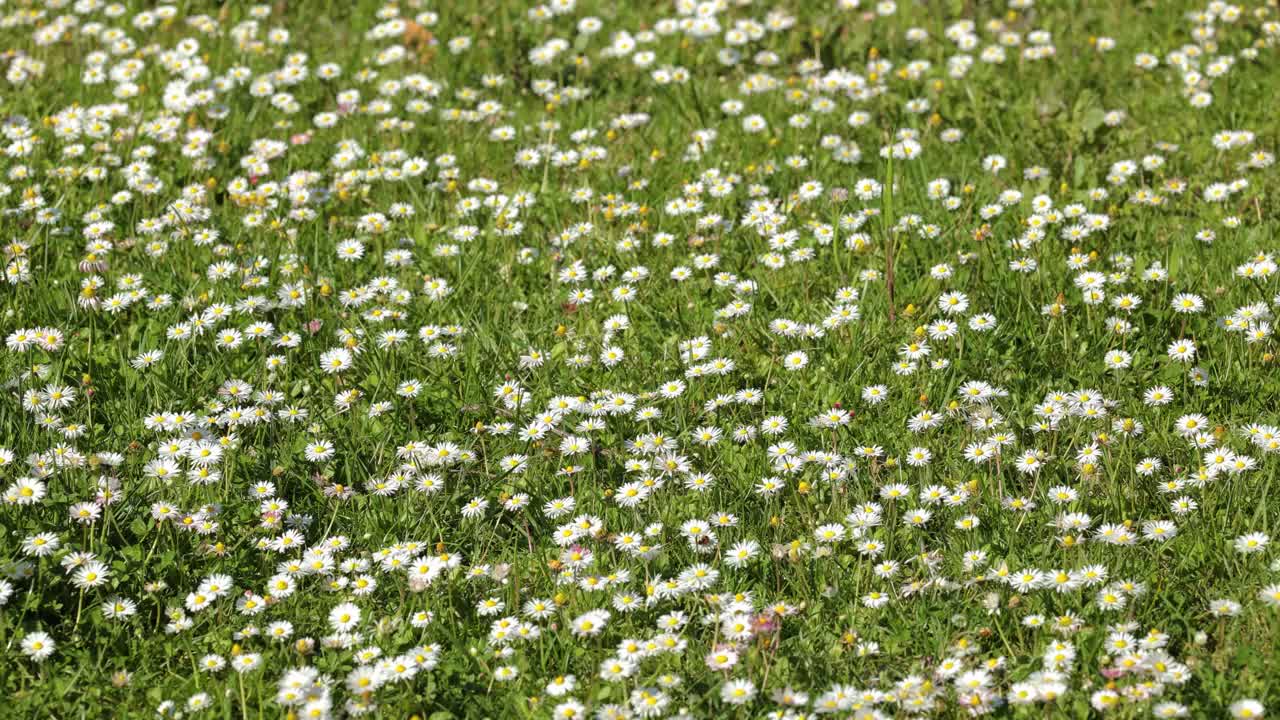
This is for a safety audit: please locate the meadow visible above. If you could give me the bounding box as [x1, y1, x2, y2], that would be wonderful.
[2, 0, 1279, 717]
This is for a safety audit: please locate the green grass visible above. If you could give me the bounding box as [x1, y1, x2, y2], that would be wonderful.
[1, 0, 1279, 718]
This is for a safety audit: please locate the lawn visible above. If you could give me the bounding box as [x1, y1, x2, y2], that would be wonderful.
[2, 0, 1279, 718]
